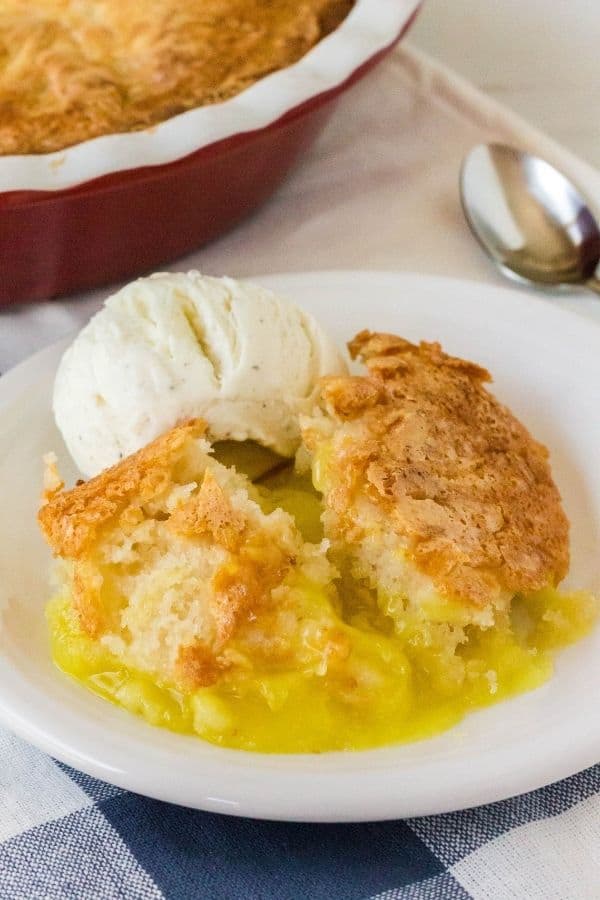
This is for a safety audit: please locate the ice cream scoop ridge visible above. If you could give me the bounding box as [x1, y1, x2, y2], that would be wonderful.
[53, 271, 347, 478]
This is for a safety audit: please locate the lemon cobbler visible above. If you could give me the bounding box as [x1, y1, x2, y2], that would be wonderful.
[38, 333, 599, 753]
[39, 419, 411, 750]
[299, 332, 578, 693]
[0, 0, 355, 155]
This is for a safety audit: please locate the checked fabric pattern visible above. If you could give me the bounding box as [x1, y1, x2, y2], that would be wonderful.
[0, 730, 599, 899]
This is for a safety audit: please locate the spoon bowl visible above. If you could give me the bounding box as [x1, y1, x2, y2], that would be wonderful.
[460, 143, 600, 294]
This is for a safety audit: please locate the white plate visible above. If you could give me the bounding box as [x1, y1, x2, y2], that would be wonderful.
[1, 271, 599, 822]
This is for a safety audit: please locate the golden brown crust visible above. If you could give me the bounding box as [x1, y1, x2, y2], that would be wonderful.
[305, 331, 570, 608]
[168, 469, 247, 550]
[0, 0, 354, 155]
[318, 375, 384, 419]
[38, 418, 206, 559]
[176, 642, 224, 688]
[38, 417, 310, 689]
[211, 538, 295, 645]
[347, 330, 492, 384]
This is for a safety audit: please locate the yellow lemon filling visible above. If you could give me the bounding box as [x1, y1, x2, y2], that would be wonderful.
[47, 443, 599, 753]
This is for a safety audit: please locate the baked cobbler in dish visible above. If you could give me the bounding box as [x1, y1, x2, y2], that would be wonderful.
[0, 0, 355, 154]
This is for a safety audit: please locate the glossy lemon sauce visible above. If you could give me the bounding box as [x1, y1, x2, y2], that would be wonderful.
[48, 443, 599, 753]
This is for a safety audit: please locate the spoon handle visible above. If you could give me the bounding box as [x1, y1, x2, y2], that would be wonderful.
[585, 277, 600, 296]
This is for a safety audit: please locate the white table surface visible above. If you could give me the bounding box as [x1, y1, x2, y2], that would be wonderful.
[411, 0, 600, 167]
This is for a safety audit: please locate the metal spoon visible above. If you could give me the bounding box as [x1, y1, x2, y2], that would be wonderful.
[460, 143, 600, 295]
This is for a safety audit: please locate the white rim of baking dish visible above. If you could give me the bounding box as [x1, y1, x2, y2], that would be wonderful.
[3, 0, 420, 195]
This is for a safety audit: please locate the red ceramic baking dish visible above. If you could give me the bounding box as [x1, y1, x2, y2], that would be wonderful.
[1, 0, 421, 306]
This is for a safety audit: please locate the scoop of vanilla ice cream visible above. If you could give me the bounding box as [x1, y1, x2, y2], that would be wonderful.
[53, 271, 347, 478]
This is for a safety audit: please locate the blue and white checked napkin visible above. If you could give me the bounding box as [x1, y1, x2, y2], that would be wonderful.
[1, 730, 599, 899]
[2, 46, 600, 899]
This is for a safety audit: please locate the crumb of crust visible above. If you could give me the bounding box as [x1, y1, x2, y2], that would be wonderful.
[176, 641, 226, 688]
[304, 330, 570, 609]
[168, 469, 247, 550]
[318, 375, 384, 419]
[38, 418, 207, 559]
[41, 451, 64, 503]
[72, 561, 104, 638]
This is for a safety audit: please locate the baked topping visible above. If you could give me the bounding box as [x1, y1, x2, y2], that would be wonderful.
[302, 331, 570, 610]
[0, 0, 354, 155]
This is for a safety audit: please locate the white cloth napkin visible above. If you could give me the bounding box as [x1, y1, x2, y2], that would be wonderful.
[1, 43, 600, 900]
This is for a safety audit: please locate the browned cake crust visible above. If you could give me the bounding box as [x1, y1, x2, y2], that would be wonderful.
[0, 0, 354, 155]
[38, 418, 331, 688]
[38, 418, 208, 559]
[302, 331, 570, 609]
